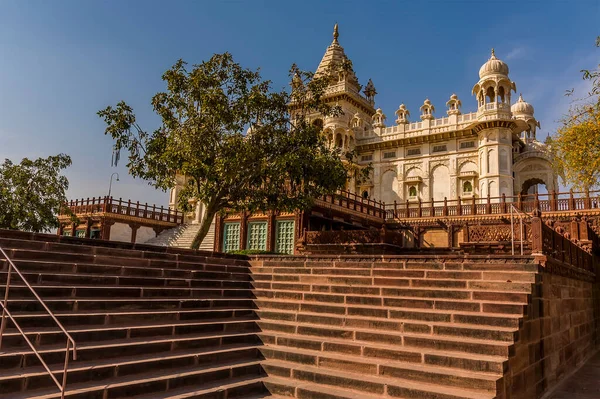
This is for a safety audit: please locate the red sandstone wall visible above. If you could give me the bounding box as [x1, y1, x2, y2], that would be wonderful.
[503, 260, 597, 399]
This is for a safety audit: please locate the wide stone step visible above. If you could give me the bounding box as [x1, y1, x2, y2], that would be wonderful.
[8, 359, 265, 399]
[2, 316, 260, 348]
[260, 344, 501, 391]
[129, 376, 267, 398]
[2, 259, 251, 278]
[251, 268, 538, 283]
[3, 248, 247, 273]
[5, 297, 256, 313]
[0, 344, 262, 395]
[255, 308, 519, 340]
[0, 329, 261, 370]
[253, 286, 531, 305]
[259, 330, 507, 374]
[262, 360, 496, 399]
[252, 278, 534, 293]
[256, 319, 512, 357]
[0, 271, 251, 289]
[254, 291, 528, 314]
[1, 284, 254, 299]
[251, 257, 535, 270]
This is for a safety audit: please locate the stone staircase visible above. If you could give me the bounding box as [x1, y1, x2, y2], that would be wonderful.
[250, 255, 538, 399]
[145, 218, 216, 251]
[0, 232, 267, 398]
[0, 230, 545, 398]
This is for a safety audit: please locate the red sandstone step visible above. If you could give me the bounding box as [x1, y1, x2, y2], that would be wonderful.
[254, 296, 524, 323]
[2, 316, 259, 348]
[256, 319, 512, 357]
[1, 284, 254, 299]
[128, 376, 268, 398]
[0, 330, 261, 369]
[2, 247, 249, 273]
[261, 360, 496, 399]
[5, 297, 256, 313]
[2, 258, 251, 279]
[0, 344, 261, 394]
[0, 270, 252, 289]
[7, 359, 264, 399]
[254, 290, 528, 314]
[259, 330, 507, 373]
[251, 268, 538, 283]
[251, 279, 534, 294]
[0, 236, 248, 265]
[255, 308, 518, 341]
[255, 293, 527, 314]
[253, 286, 530, 306]
[259, 344, 501, 391]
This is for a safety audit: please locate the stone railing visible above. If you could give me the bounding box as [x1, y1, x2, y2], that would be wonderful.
[532, 215, 595, 275]
[315, 190, 386, 220]
[60, 196, 184, 225]
[385, 190, 600, 220]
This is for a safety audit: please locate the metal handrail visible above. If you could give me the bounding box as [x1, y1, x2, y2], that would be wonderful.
[0, 247, 77, 399]
[509, 205, 531, 256]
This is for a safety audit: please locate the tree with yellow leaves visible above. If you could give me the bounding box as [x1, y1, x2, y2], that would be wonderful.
[547, 36, 600, 191]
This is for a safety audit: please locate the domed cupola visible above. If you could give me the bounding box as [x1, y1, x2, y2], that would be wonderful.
[511, 93, 534, 116]
[511, 94, 540, 140]
[479, 49, 509, 79]
[472, 49, 516, 114]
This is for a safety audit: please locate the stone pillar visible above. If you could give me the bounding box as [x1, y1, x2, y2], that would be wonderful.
[129, 223, 140, 244]
[239, 212, 248, 250]
[267, 211, 276, 252]
[194, 201, 203, 224]
[102, 220, 115, 241]
[70, 222, 77, 237]
[214, 215, 224, 252]
[530, 209, 543, 255]
[85, 219, 92, 239]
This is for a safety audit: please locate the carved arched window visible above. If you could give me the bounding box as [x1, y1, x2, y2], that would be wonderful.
[409, 186, 417, 197]
[463, 181, 473, 193]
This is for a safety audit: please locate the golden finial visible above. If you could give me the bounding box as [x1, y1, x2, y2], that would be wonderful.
[333, 23, 339, 43]
[491, 48, 496, 58]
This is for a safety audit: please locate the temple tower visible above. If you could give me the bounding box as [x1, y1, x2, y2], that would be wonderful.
[472, 49, 516, 199]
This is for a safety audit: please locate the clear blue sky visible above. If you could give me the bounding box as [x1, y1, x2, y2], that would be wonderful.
[1, 0, 598, 205]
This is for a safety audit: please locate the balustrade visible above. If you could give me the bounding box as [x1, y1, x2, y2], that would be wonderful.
[60, 196, 183, 224]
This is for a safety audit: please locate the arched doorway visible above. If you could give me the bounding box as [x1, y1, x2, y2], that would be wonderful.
[521, 178, 547, 195]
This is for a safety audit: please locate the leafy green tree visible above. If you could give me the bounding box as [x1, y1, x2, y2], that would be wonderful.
[98, 53, 363, 249]
[0, 154, 72, 232]
[548, 36, 600, 191]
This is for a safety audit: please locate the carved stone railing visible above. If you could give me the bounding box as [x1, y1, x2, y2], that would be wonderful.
[315, 190, 386, 220]
[531, 213, 595, 276]
[385, 190, 600, 220]
[467, 224, 531, 243]
[60, 196, 184, 224]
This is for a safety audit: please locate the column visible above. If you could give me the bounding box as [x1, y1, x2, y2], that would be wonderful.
[129, 223, 140, 244]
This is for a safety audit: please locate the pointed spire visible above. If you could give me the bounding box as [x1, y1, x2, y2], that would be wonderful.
[490, 48, 496, 59]
[333, 23, 339, 44]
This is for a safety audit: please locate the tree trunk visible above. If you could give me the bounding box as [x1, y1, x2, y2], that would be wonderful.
[190, 205, 218, 250]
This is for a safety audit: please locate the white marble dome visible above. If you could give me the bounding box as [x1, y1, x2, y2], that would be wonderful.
[511, 94, 534, 115]
[479, 49, 509, 78]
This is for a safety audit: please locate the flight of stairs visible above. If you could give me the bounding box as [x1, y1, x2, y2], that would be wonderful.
[250, 255, 538, 399]
[0, 230, 542, 399]
[145, 218, 216, 251]
[0, 232, 268, 399]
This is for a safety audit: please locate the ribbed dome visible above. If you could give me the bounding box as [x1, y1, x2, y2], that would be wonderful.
[479, 49, 509, 78]
[511, 94, 534, 115]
